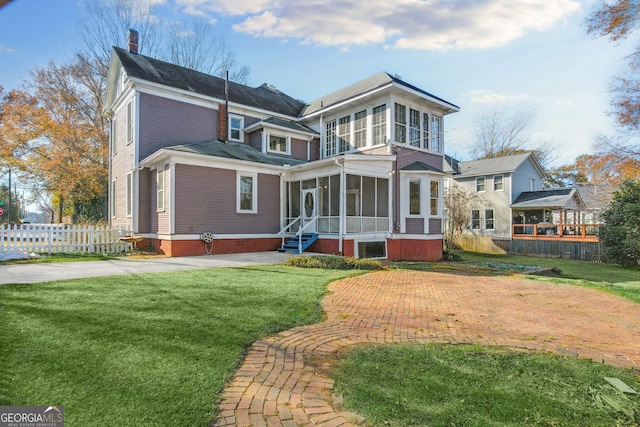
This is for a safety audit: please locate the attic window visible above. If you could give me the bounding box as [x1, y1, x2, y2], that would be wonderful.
[229, 115, 244, 142]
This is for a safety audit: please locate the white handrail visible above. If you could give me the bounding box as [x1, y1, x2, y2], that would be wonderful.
[296, 215, 319, 253]
[280, 216, 301, 246]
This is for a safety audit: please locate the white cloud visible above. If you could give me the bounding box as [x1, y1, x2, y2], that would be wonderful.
[0, 44, 15, 53]
[470, 89, 527, 104]
[179, 0, 581, 50]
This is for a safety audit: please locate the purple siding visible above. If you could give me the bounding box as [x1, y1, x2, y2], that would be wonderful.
[248, 131, 262, 151]
[429, 218, 442, 234]
[138, 169, 151, 233]
[406, 218, 424, 234]
[291, 137, 308, 161]
[139, 93, 217, 159]
[173, 164, 280, 234]
[397, 149, 442, 171]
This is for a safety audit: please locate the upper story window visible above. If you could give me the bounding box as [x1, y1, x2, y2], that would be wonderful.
[394, 103, 407, 144]
[431, 116, 442, 153]
[494, 175, 504, 191]
[111, 118, 117, 156]
[230, 115, 244, 142]
[372, 104, 386, 146]
[354, 110, 367, 148]
[325, 119, 337, 157]
[530, 178, 536, 191]
[393, 102, 443, 153]
[476, 177, 486, 192]
[268, 134, 289, 154]
[409, 109, 420, 147]
[338, 115, 352, 153]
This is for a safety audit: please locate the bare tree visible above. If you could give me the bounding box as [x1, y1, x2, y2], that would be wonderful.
[470, 107, 556, 169]
[444, 181, 482, 251]
[163, 18, 250, 83]
[78, 0, 162, 80]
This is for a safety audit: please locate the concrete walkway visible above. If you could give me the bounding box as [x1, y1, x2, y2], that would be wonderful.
[212, 270, 640, 427]
[0, 252, 295, 284]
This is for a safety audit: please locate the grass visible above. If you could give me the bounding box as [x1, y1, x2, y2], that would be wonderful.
[0, 266, 357, 427]
[0, 252, 119, 265]
[332, 344, 640, 427]
[394, 251, 640, 305]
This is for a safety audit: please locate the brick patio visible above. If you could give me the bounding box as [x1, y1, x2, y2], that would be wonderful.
[212, 270, 640, 426]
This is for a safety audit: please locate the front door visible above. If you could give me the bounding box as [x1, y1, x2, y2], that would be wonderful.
[302, 189, 317, 233]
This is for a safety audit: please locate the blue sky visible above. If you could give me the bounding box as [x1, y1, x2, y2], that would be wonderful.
[0, 0, 636, 168]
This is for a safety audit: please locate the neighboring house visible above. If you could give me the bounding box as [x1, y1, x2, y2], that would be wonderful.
[445, 153, 611, 243]
[103, 31, 459, 260]
[445, 152, 546, 243]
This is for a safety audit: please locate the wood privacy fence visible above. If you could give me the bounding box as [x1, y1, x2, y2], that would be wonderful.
[0, 224, 133, 255]
[508, 239, 603, 262]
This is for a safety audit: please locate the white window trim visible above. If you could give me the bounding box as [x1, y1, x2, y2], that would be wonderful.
[494, 175, 504, 192]
[408, 177, 421, 217]
[229, 114, 244, 142]
[429, 179, 440, 217]
[476, 177, 486, 192]
[266, 133, 291, 155]
[237, 172, 258, 214]
[485, 208, 495, 230]
[111, 178, 117, 219]
[157, 168, 165, 212]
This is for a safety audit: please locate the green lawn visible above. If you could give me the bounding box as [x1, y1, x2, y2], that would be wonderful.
[455, 251, 640, 305]
[0, 266, 356, 427]
[332, 344, 640, 427]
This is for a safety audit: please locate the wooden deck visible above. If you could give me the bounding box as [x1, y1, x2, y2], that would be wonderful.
[512, 223, 601, 242]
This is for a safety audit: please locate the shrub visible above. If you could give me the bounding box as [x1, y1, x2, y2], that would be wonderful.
[285, 255, 385, 270]
[600, 181, 640, 266]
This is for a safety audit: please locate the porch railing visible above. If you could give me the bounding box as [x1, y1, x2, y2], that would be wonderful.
[512, 223, 602, 240]
[280, 216, 301, 247]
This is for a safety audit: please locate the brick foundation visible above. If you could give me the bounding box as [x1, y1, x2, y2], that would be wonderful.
[146, 237, 281, 257]
[386, 238, 442, 261]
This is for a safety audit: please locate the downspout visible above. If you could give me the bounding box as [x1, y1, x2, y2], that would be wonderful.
[334, 157, 344, 255]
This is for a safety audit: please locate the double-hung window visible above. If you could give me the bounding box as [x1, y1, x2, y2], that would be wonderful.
[229, 115, 244, 141]
[485, 209, 495, 230]
[394, 103, 406, 143]
[126, 100, 133, 144]
[409, 108, 420, 147]
[471, 209, 481, 230]
[354, 110, 367, 148]
[338, 115, 351, 153]
[237, 172, 257, 213]
[431, 116, 442, 153]
[325, 119, 337, 157]
[126, 172, 132, 217]
[372, 104, 386, 145]
[494, 175, 504, 191]
[422, 113, 430, 149]
[476, 177, 486, 192]
[156, 168, 165, 212]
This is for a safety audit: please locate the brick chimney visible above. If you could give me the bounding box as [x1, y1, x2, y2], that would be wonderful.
[126, 28, 139, 54]
[219, 104, 228, 142]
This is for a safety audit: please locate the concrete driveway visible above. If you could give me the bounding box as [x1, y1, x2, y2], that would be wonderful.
[0, 252, 295, 285]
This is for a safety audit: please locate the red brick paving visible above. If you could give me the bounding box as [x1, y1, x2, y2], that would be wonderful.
[212, 270, 640, 426]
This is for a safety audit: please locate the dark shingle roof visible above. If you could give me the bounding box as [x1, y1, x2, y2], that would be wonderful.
[511, 188, 575, 209]
[401, 161, 442, 173]
[164, 140, 306, 167]
[302, 72, 459, 116]
[457, 153, 532, 177]
[250, 117, 319, 135]
[114, 47, 306, 117]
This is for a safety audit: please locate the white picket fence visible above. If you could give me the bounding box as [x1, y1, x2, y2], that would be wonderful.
[0, 224, 133, 255]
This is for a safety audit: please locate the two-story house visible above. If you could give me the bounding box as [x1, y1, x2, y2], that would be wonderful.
[445, 152, 546, 245]
[104, 31, 459, 260]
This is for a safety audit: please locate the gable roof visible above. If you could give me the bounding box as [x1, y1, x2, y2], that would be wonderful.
[511, 188, 583, 209]
[151, 140, 306, 167]
[244, 117, 319, 136]
[112, 47, 306, 117]
[302, 72, 459, 117]
[576, 185, 617, 211]
[401, 161, 442, 173]
[455, 153, 544, 178]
